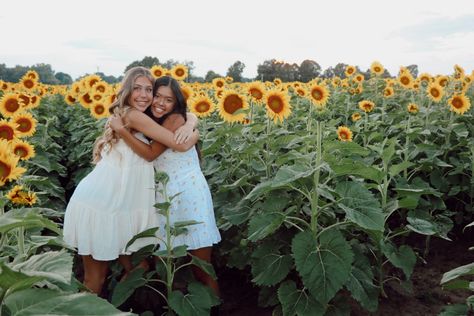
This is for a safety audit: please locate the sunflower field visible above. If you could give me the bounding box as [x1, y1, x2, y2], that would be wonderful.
[0, 61, 473, 315]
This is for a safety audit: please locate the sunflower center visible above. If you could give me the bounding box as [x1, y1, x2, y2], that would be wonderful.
[17, 119, 32, 133]
[19, 95, 30, 107]
[67, 96, 77, 103]
[0, 126, 14, 140]
[340, 132, 348, 140]
[175, 69, 185, 77]
[223, 95, 243, 114]
[311, 88, 323, 100]
[5, 99, 20, 113]
[97, 86, 106, 93]
[268, 96, 284, 113]
[216, 81, 224, 88]
[0, 161, 11, 179]
[14, 146, 28, 158]
[83, 93, 93, 104]
[430, 88, 440, 97]
[89, 79, 99, 87]
[250, 89, 263, 99]
[196, 102, 210, 113]
[451, 97, 463, 109]
[95, 105, 105, 114]
[23, 79, 34, 89]
[401, 77, 410, 85]
[374, 67, 381, 73]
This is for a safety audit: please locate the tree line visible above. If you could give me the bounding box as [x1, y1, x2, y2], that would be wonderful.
[0, 57, 419, 84]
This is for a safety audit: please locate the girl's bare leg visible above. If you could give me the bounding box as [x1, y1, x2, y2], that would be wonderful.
[118, 254, 149, 281]
[190, 247, 220, 296]
[82, 255, 109, 294]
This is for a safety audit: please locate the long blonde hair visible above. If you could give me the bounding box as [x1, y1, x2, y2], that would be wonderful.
[92, 66, 154, 163]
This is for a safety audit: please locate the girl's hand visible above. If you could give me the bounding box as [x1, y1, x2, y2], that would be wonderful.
[174, 124, 194, 144]
[109, 115, 128, 134]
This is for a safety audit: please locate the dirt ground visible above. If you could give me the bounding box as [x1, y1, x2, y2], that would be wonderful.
[218, 235, 474, 316]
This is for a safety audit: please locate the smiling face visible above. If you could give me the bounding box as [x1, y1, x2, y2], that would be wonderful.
[151, 85, 176, 118]
[129, 76, 153, 112]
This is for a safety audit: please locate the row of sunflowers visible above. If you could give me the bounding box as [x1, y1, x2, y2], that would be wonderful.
[0, 61, 471, 205]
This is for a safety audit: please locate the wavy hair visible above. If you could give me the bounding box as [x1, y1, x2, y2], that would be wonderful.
[92, 66, 154, 163]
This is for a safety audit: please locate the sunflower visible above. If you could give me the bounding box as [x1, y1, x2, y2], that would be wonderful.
[337, 126, 353, 142]
[79, 92, 94, 108]
[188, 95, 215, 118]
[23, 70, 38, 81]
[0, 93, 25, 118]
[10, 139, 35, 160]
[0, 140, 26, 186]
[448, 94, 471, 115]
[19, 76, 37, 90]
[10, 112, 37, 137]
[359, 100, 375, 113]
[0, 81, 9, 91]
[426, 83, 444, 102]
[19, 190, 37, 206]
[6, 185, 37, 206]
[370, 61, 384, 75]
[92, 82, 110, 94]
[273, 78, 282, 85]
[65, 93, 77, 105]
[225, 76, 234, 84]
[18, 93, 33, 108]
[180, 85, 194, 102]
[0, 120, 18, 140]
[91, 92, 105, 103]
[383, 86, 394, 98]
[214, 89, 224, 99]
[218, 91, 248, 123]
[308, 83, 330, 107]
[435, 76, 449, 88]
[355, 74, 365, 83]
[398, 72, 414, 89]
[90, 102, 110, 119]
[84, 74, 102, 88]
[407, 103, 419, 114]
[345, 65, 356, 77]
[295, 86, 308, 97]
[351, 112, 362, 122]
[150, 65, 166, 78]
[212, 78, 226, 89]
[264, 90, 291, 123]
[246, 81, 266, 103]
[418, 73, 432, 83]
[171, 64, 188, 81]
[6, 185, 23, 202]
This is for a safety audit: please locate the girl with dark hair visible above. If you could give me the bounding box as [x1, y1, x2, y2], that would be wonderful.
[63, 68, 199, 295]
[110, 76, 221, 296]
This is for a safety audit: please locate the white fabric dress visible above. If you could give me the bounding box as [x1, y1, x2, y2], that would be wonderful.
[63, 133, 159, 261]
[154, 146, 221, 251]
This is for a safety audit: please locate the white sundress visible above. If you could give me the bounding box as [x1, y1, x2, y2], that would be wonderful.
[153, 146, 221, 251]
[63, 133, 159, 261]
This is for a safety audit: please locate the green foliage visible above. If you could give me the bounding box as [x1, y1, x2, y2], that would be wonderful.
[292, 229, 354, 305]
[3, 288, 133, 315]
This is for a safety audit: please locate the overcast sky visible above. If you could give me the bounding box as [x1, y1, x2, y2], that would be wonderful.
[1, 0, 473, 80]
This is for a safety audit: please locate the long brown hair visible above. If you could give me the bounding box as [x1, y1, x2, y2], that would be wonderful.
[92, 66, 154, 163]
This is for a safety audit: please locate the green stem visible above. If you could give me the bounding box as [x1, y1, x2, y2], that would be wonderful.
[17, 227, 25, 257]
[424, 100, 432, 130]
[265, 117, 272, 178]
[311, 121, 323, 235]
[404, 115, 411, 179]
